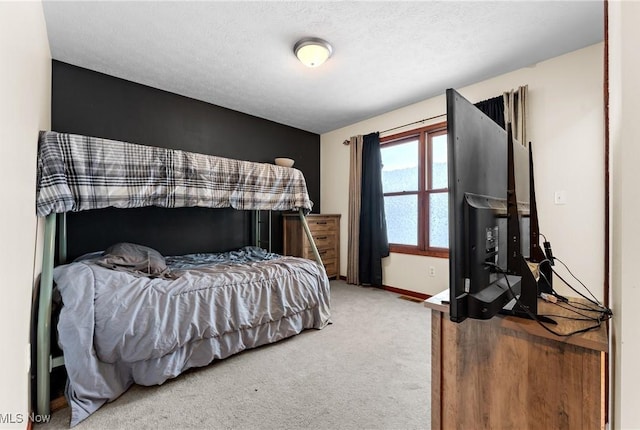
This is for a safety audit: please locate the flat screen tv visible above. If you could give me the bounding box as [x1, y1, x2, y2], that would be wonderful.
[447, 88, 550, 323]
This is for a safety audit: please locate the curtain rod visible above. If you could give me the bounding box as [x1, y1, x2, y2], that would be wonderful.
[342, 113, 446, 145]
[380, 113, 446, 134]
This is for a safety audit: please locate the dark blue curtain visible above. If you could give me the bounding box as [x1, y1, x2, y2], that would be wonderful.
[358, 132, 389, 286]
[475, 96, 505, 129]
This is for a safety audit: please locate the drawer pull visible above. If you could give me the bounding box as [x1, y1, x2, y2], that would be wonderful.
[315, 236, 327, 240]
[319, 250, 327, 255]
[316, 221, 327, 225]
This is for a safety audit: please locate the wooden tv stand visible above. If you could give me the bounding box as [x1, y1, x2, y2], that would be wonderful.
[425, 290, 608, 430]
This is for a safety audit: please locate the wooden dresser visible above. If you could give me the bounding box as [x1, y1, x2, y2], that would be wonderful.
[282, 213, 340, 279]
[425, 290, 608, 430]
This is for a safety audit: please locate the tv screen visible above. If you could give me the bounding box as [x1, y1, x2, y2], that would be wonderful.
[447, 89, 533, 323]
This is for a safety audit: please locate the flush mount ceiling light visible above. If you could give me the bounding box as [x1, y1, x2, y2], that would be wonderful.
[293, 37, 333, 68]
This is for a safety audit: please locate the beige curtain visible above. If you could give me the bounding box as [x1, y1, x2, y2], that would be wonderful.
[503, 85, 528, 147]
[346, 135, 363, 285]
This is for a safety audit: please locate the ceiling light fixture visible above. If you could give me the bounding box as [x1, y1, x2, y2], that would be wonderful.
[293, 37, 333, 68]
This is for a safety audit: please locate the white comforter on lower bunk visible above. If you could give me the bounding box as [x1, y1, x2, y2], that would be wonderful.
[53, 247, 331, 426]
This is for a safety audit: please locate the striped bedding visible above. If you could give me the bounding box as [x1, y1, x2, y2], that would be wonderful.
[36, 131, 313, 216]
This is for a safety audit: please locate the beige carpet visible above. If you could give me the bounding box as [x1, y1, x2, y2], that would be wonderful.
[40, 280, 431, 429]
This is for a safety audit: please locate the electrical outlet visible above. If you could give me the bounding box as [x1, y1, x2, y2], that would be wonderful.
[429, 266, 436, 277]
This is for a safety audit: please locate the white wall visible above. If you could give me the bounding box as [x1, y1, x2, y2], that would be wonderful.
[321, 43, 604, 299]
[609, 1, 640, 428]
[0, 2, 51, 428]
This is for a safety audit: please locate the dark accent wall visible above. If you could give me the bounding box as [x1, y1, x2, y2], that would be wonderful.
[51, 61, 320, 259]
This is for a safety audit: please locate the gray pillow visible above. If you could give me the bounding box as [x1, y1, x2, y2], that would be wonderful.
[95, 242, 171, 278]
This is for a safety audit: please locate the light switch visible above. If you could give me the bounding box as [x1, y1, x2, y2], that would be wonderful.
[554, 191, 567, 205]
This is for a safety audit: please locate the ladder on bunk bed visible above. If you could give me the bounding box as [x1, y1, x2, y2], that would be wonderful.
[36, 213, 66, 416]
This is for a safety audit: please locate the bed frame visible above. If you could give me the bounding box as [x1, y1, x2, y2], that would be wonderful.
[35, 208, 323, 416]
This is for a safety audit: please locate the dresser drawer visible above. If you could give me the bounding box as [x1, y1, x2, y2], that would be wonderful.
[308, 233, 336, 251]
[307, 217, 339, 233]
[283, 213, 341, 280]
[323, 262, 337, 278]
[315, 247, 336, 261]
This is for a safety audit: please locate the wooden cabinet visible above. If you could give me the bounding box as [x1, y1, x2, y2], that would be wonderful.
[425, 290, 608, 430]
[282, 213, 340, 279]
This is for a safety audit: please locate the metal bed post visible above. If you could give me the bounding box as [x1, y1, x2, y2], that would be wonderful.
[36, 213, 56, 416]
[298, 209, 324, 269]
[57, 213, 67, 265]
[253, 210, 260, 247]
[253, 210, 273, 252]
[267, 211, 272, 253]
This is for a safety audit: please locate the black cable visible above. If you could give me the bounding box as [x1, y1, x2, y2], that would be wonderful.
[484, 262, 605, 337]
[538, 268, 553, 292]
[538, 313, 598, 322]
[537, 260, 569, 303]
[553, 256, 603, 306]
[565, 299, 609, 313]
[535, 236, 612, 319]
[550, 267, 612, 314]
[538, 260, 612, 319]
[552, 301, 604, 322]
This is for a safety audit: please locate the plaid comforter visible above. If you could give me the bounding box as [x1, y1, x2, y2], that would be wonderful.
[36, 131, 313, 216]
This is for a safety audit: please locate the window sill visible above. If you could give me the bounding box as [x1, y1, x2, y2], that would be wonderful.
[389, 245, 449, 259]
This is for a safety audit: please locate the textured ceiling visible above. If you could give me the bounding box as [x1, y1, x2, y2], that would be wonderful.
[42, 1, 604, 134]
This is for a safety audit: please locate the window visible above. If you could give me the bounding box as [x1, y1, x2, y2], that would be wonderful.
[381, 123, 448, 257]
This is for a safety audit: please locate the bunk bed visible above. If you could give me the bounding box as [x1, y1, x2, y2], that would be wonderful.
[34, 131, 331, 426]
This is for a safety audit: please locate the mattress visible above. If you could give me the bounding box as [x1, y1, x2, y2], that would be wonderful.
[53, 247, 331, 426]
